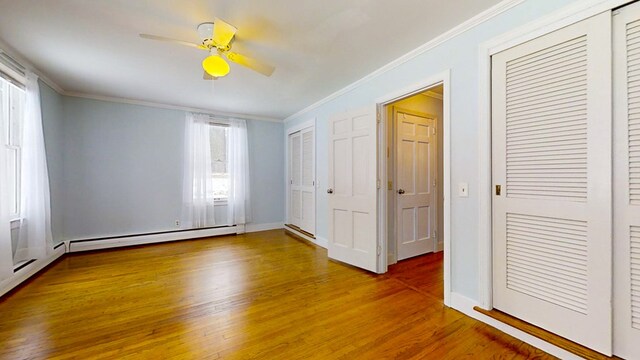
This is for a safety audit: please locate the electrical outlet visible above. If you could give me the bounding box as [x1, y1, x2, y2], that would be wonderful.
[175, 220, 180, 227]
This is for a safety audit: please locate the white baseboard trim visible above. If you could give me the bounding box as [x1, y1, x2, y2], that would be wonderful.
[436, 241, 444, 252]
[68, 226, 241, 253]
[284, 225, 327, 249]
[0, 244, 66, 298]
[245, 222, 284, 233]
[449, 292, 582, 360]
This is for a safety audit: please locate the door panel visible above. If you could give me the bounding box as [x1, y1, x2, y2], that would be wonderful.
[614, 3, 640, 358]
[328, 106, 378, 273]
[492, 11, 611, 354]
[396, 111, 437, 260]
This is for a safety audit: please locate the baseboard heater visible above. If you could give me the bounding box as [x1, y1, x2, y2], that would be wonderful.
[68, 224, 243, 253]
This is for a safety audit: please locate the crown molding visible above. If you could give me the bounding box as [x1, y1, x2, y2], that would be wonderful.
[283, 0, 525, 123]
[63, 91, 283, 123]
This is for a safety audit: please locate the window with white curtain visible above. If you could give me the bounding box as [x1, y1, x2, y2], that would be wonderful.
[182, 113, 251, 228]
[0, 76, 25, 218]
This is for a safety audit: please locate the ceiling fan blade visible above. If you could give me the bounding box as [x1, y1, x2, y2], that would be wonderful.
[203, 71, 217, 80]
[226, 52, 275, 77]
[139, 34, 207, 50]
[212, 18, 237, 48]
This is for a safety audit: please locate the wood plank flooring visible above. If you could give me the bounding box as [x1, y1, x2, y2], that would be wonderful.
[0, 230, 553, 359]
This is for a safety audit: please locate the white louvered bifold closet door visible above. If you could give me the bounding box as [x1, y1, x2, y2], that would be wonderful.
[300, 127, 315, 235]
[614, 3, 640, 358]
[289, 132, 302, 228]
[492, 11, 612, 354]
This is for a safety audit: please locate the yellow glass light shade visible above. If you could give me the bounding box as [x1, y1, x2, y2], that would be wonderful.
[202, 54, 230, 77]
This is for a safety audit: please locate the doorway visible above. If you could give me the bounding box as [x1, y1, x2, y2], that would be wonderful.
[384, 85, 445, 296]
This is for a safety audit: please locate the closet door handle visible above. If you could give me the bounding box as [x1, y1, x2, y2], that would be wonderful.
[398, 189, 405, 195]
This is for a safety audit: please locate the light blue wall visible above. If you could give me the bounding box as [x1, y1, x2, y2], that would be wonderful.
[284, 0, 580, 301]
[41, 95, 284, 241]
[40, 81, 65, 243]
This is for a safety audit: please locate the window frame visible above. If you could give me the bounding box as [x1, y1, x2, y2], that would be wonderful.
[206, 121, 230, 203]
[0, 75, 25, 219]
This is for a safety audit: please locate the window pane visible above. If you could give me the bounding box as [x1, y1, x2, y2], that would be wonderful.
[207, 124, 229, 200]
[0, 80, 8, 146]
[9, 86, 24, 146]
[6, 147, 18, 215]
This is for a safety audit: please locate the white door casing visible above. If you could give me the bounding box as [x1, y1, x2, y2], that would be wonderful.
[492, 11, 612, 355]
[328, 106, 379, 273]
[613, 3, 640, 358]
[395, 109, 437, 260]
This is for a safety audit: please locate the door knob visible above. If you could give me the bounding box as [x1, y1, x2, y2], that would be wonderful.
[327, 188, 334, 194]
[398, 189, 405, 194]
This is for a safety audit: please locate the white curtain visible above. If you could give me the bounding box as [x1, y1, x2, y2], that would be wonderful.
[226, 119, 251, 225]
[14, 72, 53, 263]
[182, 113, 216, 228]
[0, 98, 13, 280]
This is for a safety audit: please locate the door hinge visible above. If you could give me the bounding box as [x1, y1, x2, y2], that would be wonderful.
[377, 245, 381, 256]
[433, 230, 438, 241]
[377, 179, 381, 189]
[376, 112, 381, 123]
[432, 127, 436, 135]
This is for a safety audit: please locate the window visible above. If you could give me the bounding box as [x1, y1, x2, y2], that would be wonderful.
[0, 77, 25, 217]
[208, 123, 229, 201]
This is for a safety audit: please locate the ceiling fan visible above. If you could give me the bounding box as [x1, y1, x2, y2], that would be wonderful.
[139, 18, 275, 79]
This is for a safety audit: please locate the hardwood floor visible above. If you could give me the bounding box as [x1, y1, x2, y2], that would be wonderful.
[0, 230, 553, 359]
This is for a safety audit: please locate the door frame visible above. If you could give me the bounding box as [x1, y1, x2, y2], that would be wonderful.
[476, 0, 633, 310]
[284, 118, 316, 235]
[376, 69, 451, 306]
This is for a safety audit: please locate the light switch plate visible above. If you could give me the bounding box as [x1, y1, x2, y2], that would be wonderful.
[458, 182, 469, 197]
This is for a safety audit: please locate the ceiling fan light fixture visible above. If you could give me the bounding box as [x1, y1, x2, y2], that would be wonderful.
[202, 53, 230, 77]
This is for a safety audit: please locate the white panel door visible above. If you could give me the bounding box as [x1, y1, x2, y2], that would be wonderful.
[614, 3, 640, 358]
[396, 111, 437, 260]
[289, 132, 302, 228]
[300, 127, 315, 235]
[328, 106, 378, 273]
[492, 12, 612, 354]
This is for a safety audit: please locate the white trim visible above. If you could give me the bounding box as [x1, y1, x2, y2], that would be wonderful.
[245, 222, 284, 233]
[286, 118, 316, 135]
[67, 226, 242, 252]
[283, 0, 525, 123]
[376, 69, 451, 306]
[0, 244, 66, 298]
[476, 0, 633, 310]
[421, 91, 443, 100]
[284, 224, 327, 248]
[64, 91, 283, 123]
[450, 292, 583, 360]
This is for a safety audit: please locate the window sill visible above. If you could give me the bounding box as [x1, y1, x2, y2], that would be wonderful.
[10, 218, 21, 230]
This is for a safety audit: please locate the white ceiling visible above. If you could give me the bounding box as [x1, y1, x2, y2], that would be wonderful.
[0, 0, 502, 120]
